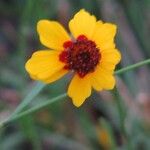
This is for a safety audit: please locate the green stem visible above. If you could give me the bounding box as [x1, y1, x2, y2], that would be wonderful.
[115, 58, 150, 75]
[1, 93, 67, 127]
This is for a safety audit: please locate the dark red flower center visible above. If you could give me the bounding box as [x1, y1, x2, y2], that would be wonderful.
[59, 35, 101, 77]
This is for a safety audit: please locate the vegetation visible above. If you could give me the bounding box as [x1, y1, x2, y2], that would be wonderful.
[0, 0, 150, 149]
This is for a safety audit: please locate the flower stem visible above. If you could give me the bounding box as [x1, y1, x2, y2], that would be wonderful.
[115, 58, 150, 75]
[0, 93, 67, 128]
[11, 82, 45, 118]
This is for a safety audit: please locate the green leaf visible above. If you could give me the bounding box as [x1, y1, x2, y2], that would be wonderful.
[3, 93, 67, 126]
[10, 82, 45, 118]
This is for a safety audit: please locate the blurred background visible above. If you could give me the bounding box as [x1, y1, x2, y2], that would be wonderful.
[0, 0, 150, 149]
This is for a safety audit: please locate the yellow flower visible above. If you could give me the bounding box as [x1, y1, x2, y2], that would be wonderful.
[25, 9, 121, 107]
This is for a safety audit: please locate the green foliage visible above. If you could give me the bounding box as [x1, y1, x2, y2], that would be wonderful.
[0, 0, 150, 149]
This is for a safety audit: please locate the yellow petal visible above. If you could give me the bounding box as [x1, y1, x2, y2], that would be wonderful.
[68, 74, 92, 107]
[92, 22, 117, 50]
[30, 74, 37, 80]
[91, 75, 103, 91]
[100, 39, 116, 50]
[92, 66, 116, 90]
[69, 9, 96, 39]
[44, 69, 68, 83]
[25, 50, 67, 83]
[101, 49, 121, 65]
[99, 62, 116, 72]
[37, 20, 70, 50]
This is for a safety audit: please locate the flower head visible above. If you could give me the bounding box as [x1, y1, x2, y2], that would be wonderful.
[25, 9, 121, 107]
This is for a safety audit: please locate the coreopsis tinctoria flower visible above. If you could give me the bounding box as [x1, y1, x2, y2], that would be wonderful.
[25, 9, 121, 107]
